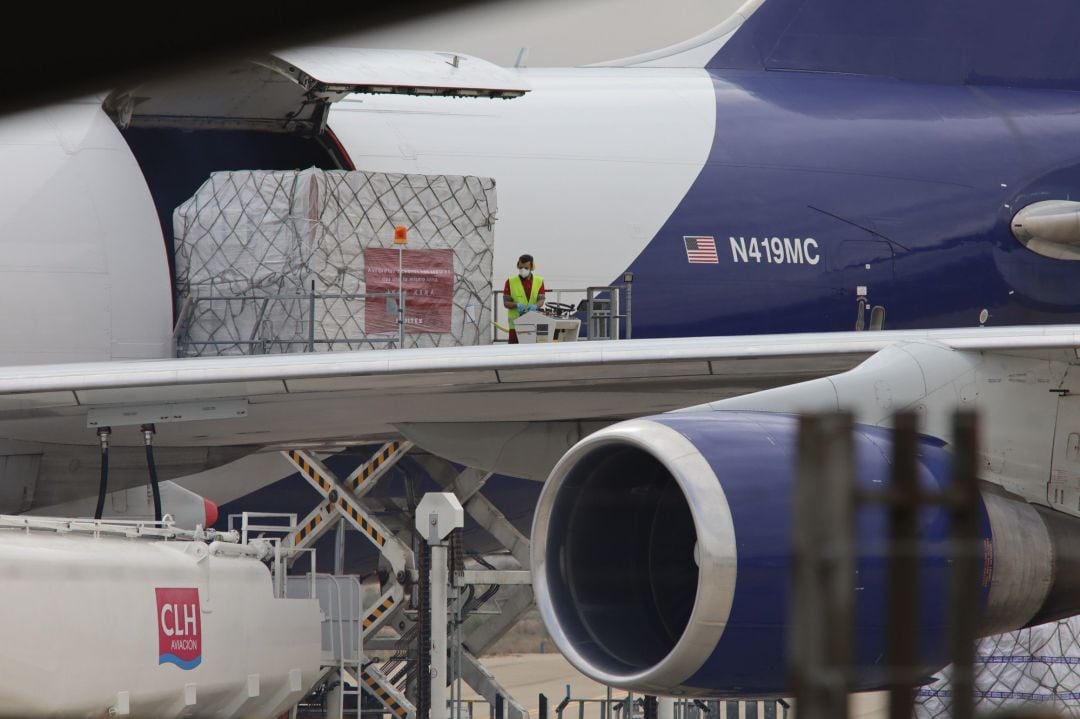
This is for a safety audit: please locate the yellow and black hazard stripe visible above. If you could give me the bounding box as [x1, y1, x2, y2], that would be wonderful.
[286, 450, 390, 549]
[292, 511, 326, 546]
[339, 498, 387, 546]
[349, 442, 402, 492]
[363, 672, 408, 718]
[288, 450, 334, 494]
[362, 594, 398, 630]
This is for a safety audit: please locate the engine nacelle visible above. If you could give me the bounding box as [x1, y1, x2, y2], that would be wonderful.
[530, 411, 1080, 696]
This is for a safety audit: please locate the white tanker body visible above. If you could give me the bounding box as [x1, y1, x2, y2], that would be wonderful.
[0, 518, 321, 718]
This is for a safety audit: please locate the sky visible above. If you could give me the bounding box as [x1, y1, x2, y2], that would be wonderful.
[343, 0, 744, 68]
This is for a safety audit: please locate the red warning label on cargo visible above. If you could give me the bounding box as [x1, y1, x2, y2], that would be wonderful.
[364, 248, 454, 334]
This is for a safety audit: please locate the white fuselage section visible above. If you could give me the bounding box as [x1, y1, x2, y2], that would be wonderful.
[0, 99, 171, 364]
[332, 67, 716, 290]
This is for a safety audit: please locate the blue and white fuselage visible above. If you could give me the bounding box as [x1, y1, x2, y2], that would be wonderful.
[5, 1, 1080, 366]
[336, 64, 1080, 336]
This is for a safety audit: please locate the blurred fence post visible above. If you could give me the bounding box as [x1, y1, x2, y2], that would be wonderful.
[791, 413, 854, 719]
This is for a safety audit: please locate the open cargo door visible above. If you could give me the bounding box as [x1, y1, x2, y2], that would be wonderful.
[103, 47, 530, 133]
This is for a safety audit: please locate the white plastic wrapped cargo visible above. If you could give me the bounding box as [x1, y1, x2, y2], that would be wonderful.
[173, 167, 496, 353]
[0, 528, 321, 718]
[916, 618, 1080, 715]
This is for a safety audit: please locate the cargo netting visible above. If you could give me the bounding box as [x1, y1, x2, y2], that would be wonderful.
[173, 168, 496, 356]
[916, 618, 1080, 716]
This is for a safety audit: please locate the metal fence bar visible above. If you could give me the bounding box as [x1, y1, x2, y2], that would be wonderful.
[308, 281, 317, 353]
[613, 288, 620, 340]
[170, 292, 195, 348]
[187, 292, 401, 301]
[790, 412, 981, 719]
[398, 293, 406, 348]
[542, 695, 797, 719]
[949, 411, 980, 719]
[791, 413, 854, 719]
[586, 288, 605, 340]
[249, 298, 270, 354]
[586, 285, 632, 340]
[181, 339, 399, 349]
[886, 412, 919, 719]
[183, 339, 398, 346]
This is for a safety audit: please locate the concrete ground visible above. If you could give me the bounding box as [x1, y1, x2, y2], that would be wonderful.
[464, 653, 888, 719]
[464, 653, 605, 716]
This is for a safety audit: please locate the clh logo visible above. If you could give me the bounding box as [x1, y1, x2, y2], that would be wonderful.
[155, 588, 201, 670]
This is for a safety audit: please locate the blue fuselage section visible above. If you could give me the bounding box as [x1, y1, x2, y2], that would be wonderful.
[626, 70, 1080, 337]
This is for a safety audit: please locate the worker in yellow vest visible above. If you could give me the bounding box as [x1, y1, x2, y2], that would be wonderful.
[502, 253, 546, 344]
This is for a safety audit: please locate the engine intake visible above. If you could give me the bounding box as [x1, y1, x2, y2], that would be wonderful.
[531, 411, 1080, 696]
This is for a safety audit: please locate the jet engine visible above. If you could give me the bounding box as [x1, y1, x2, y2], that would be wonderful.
[530, 411, 1080, 696]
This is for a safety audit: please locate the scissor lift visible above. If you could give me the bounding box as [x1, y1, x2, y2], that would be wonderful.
[278, 445, 418, 719]
[277, 442, 535, 719]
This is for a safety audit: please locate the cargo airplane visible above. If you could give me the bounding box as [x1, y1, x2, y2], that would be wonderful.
[3, 0, 1080, 706]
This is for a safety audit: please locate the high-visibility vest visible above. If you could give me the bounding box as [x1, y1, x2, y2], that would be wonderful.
[507, 273, 543, 328]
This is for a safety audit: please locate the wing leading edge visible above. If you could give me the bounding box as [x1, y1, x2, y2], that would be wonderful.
[0, 326, 1076, 450]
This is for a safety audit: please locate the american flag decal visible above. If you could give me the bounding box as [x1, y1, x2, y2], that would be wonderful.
[683, 236, 718, 264]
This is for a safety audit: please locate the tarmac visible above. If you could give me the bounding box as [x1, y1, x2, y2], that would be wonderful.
[465, 653, 889, 719]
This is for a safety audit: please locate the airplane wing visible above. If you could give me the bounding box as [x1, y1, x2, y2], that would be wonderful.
[0, 324, 1076, 508]
[0, 324, 1075, 441]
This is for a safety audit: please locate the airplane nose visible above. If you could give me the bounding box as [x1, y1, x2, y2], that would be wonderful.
[204, 498, 219, 528]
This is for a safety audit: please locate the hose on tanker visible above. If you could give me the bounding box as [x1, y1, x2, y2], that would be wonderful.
[142, 424, 162, 522]
[93, 427, 111, 520]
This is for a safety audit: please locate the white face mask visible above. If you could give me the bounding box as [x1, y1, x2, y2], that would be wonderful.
[518, 267, 531, 278]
